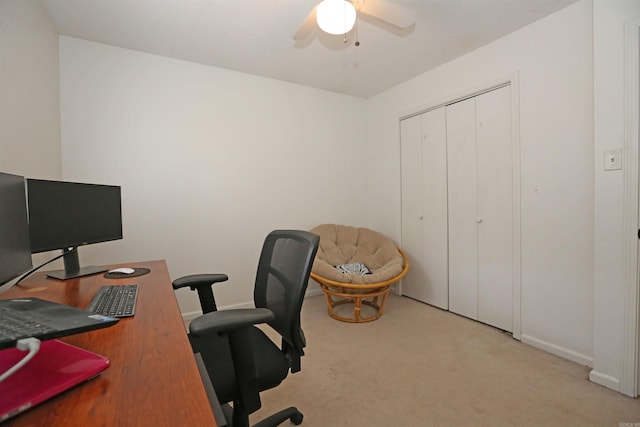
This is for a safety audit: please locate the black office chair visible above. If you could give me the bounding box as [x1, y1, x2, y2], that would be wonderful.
[173, 230, 320, 427]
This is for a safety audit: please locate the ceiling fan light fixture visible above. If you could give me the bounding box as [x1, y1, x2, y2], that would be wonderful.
[316, 0, 357, 35]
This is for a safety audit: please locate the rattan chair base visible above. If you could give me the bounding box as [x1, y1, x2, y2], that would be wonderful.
[320, 285, 390, 323]
[311, 248, 409, 323]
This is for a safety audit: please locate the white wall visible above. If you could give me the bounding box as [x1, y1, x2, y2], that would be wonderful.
[59, 37, 366, 315]
[0, 0, 62, 292]
[0, 0, 60, 178]
[365, 0, 594, 365]
[592, 0, 640, 394]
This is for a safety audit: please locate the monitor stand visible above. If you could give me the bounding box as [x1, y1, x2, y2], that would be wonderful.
[46, 247, 108, 280]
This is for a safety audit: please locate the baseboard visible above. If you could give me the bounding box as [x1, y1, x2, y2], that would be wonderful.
[589, 369, 621, 392]
[182, 288, 324, 322]
[182, 311, 201, 323]
[182, 300, 255, 323]
[520, 334, 593, 367]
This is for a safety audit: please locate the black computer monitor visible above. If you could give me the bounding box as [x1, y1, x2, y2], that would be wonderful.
[0, 172, 33, 286]
[26, 178, 123, 280]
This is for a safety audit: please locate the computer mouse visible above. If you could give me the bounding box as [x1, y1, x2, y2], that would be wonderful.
[108, 267, 135, 275]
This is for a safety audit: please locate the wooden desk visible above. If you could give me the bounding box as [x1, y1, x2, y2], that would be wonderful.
[0, 260, 217, 426]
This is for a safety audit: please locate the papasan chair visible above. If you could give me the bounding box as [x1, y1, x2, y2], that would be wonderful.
[309, 224, 409, 323]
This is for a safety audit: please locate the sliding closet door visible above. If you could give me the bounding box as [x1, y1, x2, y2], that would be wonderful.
[476, 85, 513, 332]
[401, 108, 448, 309]
[446, 97, 479, 320]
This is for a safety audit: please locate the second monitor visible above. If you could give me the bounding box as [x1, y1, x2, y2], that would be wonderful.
[27, 178, 123, 280]
[0, 172, 32, 286]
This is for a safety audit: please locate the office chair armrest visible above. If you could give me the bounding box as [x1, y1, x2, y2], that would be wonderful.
[173, 274, 229, 314]
[189, 308, 275, 337]
[172, 274, 229, 290]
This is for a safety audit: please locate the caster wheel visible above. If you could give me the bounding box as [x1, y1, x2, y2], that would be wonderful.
[290, 411, 303, 425]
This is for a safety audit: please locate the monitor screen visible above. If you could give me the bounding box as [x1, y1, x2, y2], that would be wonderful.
[26, 179, 122, 280]
[0, 172, 33, 285]
[27, 179, 123, 253]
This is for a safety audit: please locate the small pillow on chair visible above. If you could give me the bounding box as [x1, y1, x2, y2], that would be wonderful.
[334, 263, 372, 275]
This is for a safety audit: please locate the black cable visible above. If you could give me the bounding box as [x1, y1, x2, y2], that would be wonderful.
[14, 247, 77, 286]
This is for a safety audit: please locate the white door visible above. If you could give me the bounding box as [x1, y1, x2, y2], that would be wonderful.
[400, 115, 425, 302]
[446, 96, 479, 320]
[401, 108, 449, 309]
[447, 85, 513, 332]
[476, 85, 513, 332]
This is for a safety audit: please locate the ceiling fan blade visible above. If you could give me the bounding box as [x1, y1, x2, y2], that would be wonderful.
[356, 0, 416, 29]
[293, 6, 318, 40]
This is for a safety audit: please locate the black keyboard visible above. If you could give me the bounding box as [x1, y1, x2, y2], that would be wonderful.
[0, 306, 57, 341]
[87, 284, 139, 318]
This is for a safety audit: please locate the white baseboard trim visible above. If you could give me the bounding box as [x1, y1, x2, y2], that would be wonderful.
[182, 311, 201, 323]
[181, 289, 324, 322]
[520, 334, 593, 367]
[182, 300, 255, 323]
[589, 369, 621, 392]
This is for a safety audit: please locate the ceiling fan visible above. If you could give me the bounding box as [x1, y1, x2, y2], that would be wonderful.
[294, 0, 417, 45]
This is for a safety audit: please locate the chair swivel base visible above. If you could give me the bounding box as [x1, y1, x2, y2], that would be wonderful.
[222, 403, 303, 427]
[254, 407, 303, 427]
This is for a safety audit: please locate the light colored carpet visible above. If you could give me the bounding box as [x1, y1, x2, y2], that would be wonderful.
[251, 294, 640, 426]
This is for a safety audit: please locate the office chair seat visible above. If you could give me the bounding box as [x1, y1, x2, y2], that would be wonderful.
[194, 325, 290, 405]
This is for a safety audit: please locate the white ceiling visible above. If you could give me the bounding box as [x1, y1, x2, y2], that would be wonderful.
[40, 0, 579, 99]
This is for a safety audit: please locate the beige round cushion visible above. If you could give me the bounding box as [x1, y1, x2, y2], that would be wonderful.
[310, 224, 404, 285]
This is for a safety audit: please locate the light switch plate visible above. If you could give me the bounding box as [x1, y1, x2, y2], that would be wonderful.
[604, 149, 622, 171]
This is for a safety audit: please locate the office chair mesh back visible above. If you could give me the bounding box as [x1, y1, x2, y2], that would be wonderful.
[254, 231, 319, 366]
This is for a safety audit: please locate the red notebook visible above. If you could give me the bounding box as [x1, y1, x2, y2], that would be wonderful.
[0, 339, 110, 422]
